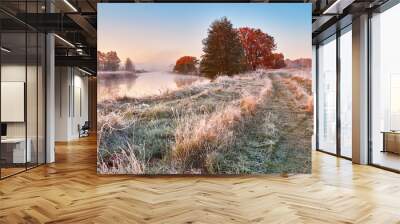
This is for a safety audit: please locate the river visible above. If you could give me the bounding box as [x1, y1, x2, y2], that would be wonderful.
[98, 71, 210, 101]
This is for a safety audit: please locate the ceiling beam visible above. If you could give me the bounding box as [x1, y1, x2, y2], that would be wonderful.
[55, 55, 96, 72]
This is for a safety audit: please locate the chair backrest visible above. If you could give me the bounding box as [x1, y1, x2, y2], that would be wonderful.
[82, 121, 90, 129]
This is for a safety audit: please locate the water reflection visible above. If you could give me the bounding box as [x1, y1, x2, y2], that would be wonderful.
[98, 71, 209, 101]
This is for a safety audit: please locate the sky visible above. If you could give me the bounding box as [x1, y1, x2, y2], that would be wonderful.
[98, 3, 311, 71]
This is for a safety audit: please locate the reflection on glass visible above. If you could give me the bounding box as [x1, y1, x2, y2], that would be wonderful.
[340, 28, 352, 158]
[27, 31, 38, 169]
[38, 33, 46, 165]
[0, 1, 47, 179]
[1, 32, 27, 177]
[371, 3, 400, 171]
[317, 36, 337, 154]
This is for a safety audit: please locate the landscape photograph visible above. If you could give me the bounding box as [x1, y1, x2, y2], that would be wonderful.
[97, 3, 313, 175]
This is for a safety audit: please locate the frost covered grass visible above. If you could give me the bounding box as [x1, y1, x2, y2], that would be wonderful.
[97, 70, 312, 174]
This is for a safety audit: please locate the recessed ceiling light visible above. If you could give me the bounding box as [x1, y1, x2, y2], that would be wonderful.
[323, 0, 354, 15]
[54, 34, 75, 48]
[1, 47, 11, 53]
[78, 67, 93, 76]
[63, 0, 78, 12]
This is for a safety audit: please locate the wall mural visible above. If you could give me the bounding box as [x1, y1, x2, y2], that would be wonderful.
[97, 3, 313, 175]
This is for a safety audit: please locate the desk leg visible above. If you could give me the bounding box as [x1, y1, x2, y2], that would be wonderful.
[382, 133, 386, 153]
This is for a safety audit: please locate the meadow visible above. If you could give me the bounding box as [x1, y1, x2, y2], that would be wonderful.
[97, 69, 313, 174]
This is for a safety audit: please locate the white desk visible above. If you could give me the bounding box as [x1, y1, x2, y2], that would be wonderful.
[1, 138, 31, 163]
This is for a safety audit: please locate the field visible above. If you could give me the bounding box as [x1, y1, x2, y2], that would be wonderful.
[97, 69, 313, 174]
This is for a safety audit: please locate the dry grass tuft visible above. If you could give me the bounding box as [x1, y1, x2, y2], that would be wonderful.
[281, 76, 313, 113]
[172, 105, 241, 169]
[240, 96, 257, 115]
[305, 96, 313, 113]
[98, 142, 145, 174]
[172, 75, 274, 171]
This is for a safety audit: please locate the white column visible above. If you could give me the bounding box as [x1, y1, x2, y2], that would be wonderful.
[352, 14, 369, 164]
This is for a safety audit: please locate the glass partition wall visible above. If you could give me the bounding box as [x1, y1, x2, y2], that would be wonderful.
[317, 35, 337, 155]
[0, 3, 46, 179]
[370, 3, 400, 171]
[339, 26, 352, 159]
[316, 25, 353, 159]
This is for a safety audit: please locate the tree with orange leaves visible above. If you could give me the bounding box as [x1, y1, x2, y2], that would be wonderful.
[271, 53, 286, 69]
[237, 27, 277, 70]
[173, 56, 198, 74]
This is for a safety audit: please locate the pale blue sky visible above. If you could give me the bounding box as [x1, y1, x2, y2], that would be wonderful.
[98, 3, 311, 71]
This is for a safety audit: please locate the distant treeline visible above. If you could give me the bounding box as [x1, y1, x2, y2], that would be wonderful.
[98, 51, 137, 73]
[284, 58, 312, 69]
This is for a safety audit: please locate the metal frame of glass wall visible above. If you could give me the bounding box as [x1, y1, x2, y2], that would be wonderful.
[315, 24, 353, 160]
[0, 0, 47, 180]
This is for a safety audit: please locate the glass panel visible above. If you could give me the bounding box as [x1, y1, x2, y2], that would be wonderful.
[38, 32, 45, 165]
[1, 31, 27, 177]
[317, 36, 337, 154]
[340, 28, 352, 158]
[26, 0, 39, 169]
[371, 4, 400, 171]
[0, 1, 46, 178]
[27, 30, 38, 169]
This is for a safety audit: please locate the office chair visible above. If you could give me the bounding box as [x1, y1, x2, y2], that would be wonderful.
[79, 121, 90, 138]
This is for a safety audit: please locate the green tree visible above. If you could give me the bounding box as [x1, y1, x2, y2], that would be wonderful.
[200, 17, 245, 78]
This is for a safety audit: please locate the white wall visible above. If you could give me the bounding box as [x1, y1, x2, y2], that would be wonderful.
[55, 67, 89, 141]
[1, 65, 36, 138]
[55, 67, 70, 141]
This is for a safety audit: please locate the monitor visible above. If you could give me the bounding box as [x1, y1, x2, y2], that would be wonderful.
[1, 123, 7, 137]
